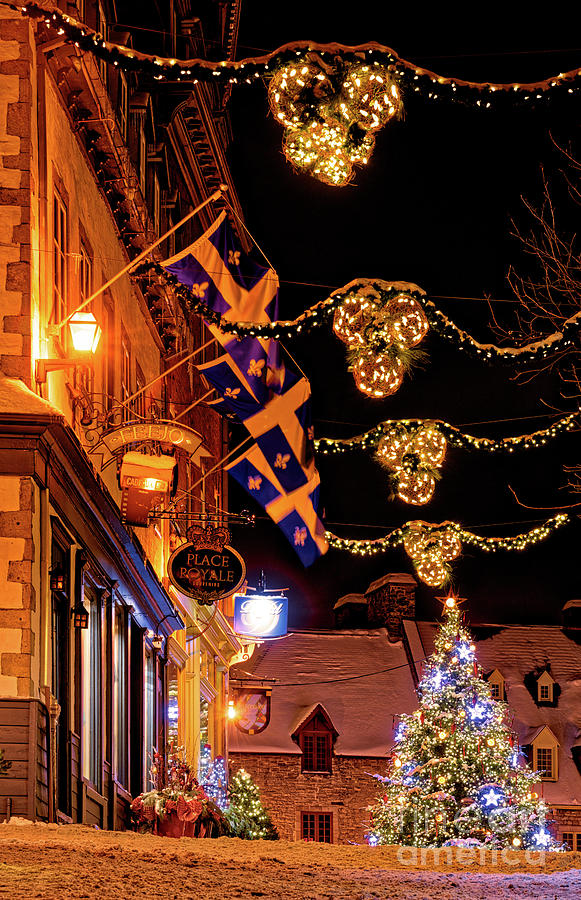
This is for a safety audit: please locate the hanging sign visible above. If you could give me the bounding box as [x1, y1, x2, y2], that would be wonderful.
[233, 690, 271, 735]
[234, 592, 288, 638]
[119, 451, 176, 526]
[167, 525, 246, 605]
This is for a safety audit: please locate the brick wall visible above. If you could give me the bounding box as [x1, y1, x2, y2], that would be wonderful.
[552, 807, 581, 830]
[0, 475, 35, 698]
[230, 751, 387, 843]
[367, 581, 416, 639]
[0, 9, 34, 386]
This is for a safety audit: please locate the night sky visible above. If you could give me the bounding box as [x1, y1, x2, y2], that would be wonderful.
[222, 4, 581, 628]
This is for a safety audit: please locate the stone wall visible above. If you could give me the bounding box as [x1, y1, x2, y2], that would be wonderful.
[0, 475, 35, 697]
[366, 576, 416, 639]
[229, 751, 387, 843]
[0, 10, 34, 386]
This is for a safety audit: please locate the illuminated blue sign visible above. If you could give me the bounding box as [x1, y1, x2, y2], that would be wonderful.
[234, 592, 288, 639]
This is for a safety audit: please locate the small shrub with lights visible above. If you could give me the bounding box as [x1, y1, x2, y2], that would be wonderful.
[226, 768, 279, 840]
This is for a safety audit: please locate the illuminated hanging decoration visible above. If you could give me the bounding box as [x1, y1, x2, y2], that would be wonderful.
[136, 266, 581, 368]
[326, 514, 569, 587]
[402, 522, 462, 586]
[376, 422, 447, 504]
[267, 55, 402, 184]
[332, 282, 428, 396]
[315, 411, 577, 456]
[21, 5, 581, 104]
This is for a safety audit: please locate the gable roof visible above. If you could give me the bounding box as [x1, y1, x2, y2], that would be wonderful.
[229, 629, 417, 757]
[290, 703, 339, 741]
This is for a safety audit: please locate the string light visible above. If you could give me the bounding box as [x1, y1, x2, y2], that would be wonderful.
[315, 412, 577, 457]
[134, 264, 581, 370]
[326, 514, 569, 587]
[20, 3, 581, 106]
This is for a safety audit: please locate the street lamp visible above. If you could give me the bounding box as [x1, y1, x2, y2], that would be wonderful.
[36, 310, 102, 383]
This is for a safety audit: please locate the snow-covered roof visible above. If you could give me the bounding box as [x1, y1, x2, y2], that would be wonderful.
[365, 572, 416, 595]
[333, 593, 366, 610]
[229, 629, 417, 757]
[415, 621, 581, 806]
[0, 375, 65, 419]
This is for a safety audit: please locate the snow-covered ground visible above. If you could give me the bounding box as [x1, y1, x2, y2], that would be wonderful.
[0, 822, 580, 899]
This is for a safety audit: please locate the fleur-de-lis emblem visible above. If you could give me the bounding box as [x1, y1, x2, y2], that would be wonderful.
[274, 452, 291, 469]
[247, 358, 265, 377]
[228, 249, 241, 266]
[191, 281, 209, 299]
[307, 425, 315, 441]
[224, 387, 241, 399]
[294, 526, 307, 546]
[248, 476, 262, 491]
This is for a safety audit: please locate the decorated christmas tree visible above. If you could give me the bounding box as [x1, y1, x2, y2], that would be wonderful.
[226, 768, 279, 840]
[204, 755, 228, 810]
[368, 597, 558, 849]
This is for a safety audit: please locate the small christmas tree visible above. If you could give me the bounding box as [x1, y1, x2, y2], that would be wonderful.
[204, 755, 228, 810]
[368, 597, 557, 849]
[226, 768, 279, 840]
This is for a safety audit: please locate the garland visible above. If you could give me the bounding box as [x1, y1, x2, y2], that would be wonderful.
[326, 514, 569, 587]
[315, 413, 578, 454]
[138, 267, 581, 370]
[14, 4, 581, 102]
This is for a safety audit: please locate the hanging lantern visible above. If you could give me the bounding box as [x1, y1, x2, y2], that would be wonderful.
[71, 602, 89, 629]
[50, 566, 67, 593]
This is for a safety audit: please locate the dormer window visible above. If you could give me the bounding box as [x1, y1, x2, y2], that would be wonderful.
[529, 725, 559, 782]
[487, 669, 505, 701]
[536, 671, 555, 704]
[291, 704, 338, 775]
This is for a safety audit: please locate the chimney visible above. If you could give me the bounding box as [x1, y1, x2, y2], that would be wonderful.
[365, 573, 417, 641]
[562, 599, 581, 631]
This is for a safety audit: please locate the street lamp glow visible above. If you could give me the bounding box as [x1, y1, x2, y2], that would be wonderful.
[68, 311, 102, 352]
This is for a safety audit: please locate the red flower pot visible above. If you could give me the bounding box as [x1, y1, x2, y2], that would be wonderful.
[158, 810, 196, 839]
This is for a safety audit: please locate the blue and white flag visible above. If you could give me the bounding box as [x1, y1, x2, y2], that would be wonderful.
[162, 216, 327, 566]
[226, 378, 328, 566]
[162, 211, 290, 402]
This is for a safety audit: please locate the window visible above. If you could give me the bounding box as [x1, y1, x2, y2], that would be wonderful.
[121, 326, 131, 419]
[144, 652, 156, 787]
[96, 3, 107, 84]
[299, 719, 332, 773]
[117, 73, 128, 139]
[135, 362, 146, 420]
[82, 585, 102, 791]
[139, 125, 147, 196]
[78, 242, 94, 396]
[301, 812, 332, 843]
[153, 173, 161, 236]
[536, 747, 554, 779]
[114, 606, 128, 787]
[562, 832, 581, 851]
[52, 190, 68, 326]
[540, 684, 550, 701]
[490, 682, 501, 699]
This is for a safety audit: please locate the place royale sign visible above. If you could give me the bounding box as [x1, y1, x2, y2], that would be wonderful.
[167, 525, 246, 605]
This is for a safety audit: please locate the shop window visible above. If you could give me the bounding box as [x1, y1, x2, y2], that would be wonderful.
[144, 652, 156, 786]
[82, 584, 102, 792]
[301, 812, 332, 843]
[562, 832, 581, 851]
[167, 661, 179, 748]
[52, 190, 68, 327]
[114, 606, 128, 787]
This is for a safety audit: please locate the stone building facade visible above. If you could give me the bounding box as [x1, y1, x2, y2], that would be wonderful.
[0, 1, 245, 827]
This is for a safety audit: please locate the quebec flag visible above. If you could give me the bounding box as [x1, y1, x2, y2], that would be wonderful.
[226, 379, 328, 567]
[161, 215, 328, 566]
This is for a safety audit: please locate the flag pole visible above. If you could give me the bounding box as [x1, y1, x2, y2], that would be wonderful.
[163, 435, 254, 514]
[119, 337, 217, 410]
[55, 185, 228, 330]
